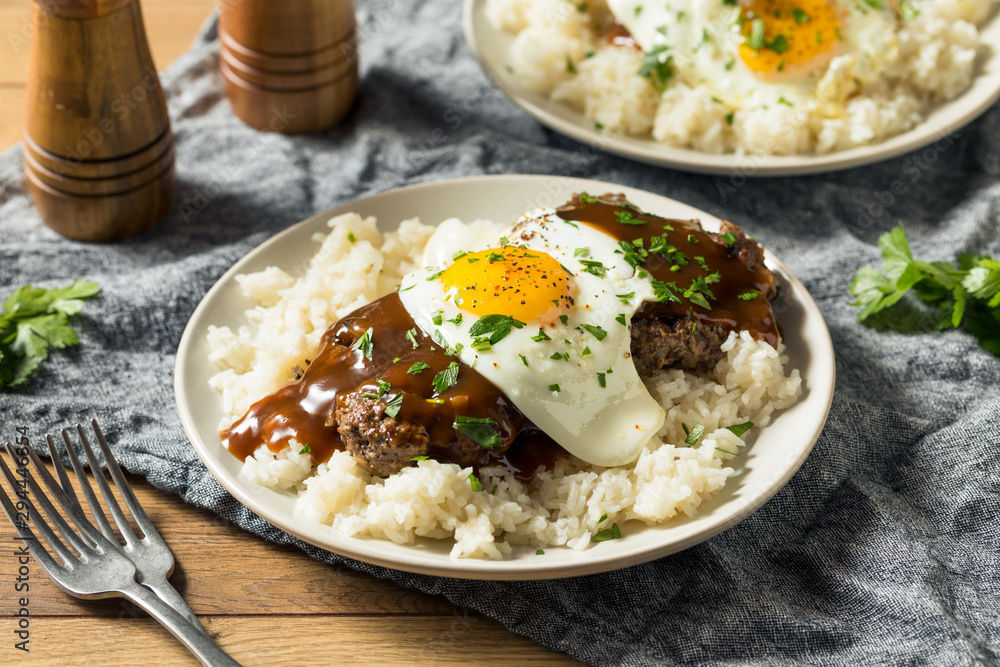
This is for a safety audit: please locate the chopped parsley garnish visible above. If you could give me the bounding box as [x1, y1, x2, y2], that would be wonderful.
[581, 323, 607, 341]
[548, 383, 561, 393]
[597, 372, 607, 388]
[778, 97, 793, 106]
[446, 313, 463, 326]
[550, 352, 566, 361]
[566, 55, 577, 74]
[638, 45, 674, 92]
[683, 421, 706, 446]
[726, 421, 754, 437]
[652, 279, 682, 304]
[347, 232, 357, 243]
[738, 290, 763, 301]
[469, 473, 483, 492]
[411, 455, 429, 461]
[376, 378, 391, 396]
[615, 209, 648, 226]
[536, 549, 545, 555]
[716, 447, 741, 457]
[899, 0, 919, 20]
[615, 314, 628, 326]
[432, 361, 460, 394]
[452, 249, 469, 261]
[579, 259, 607, 277]
[574, 247, 590, 258]
[725, 111, 734, 125]
[406, 328, 420, 349]
[491, 484, 498, 495]
[350, 327, 374, 360]
[384, 392, 403, 418]
[432, 310, 444, 326]
[720, 231, 738, 245]
[486, 252, 506, 263]
[407, 362, 431, 375]
[468, 314, 527, 345]
[519, 354, 529, 366]
[747, 19, 789, 53]
[531, 328, 551, 342]
[500, 236, 510, 247]
[453, 415, 501, 449]
[582, 346, 592, 356]
[617, 292, 635, 304]
[849, 223, 1000, 356]
[299, 443, 311, 454]
[792, 7, 810, 23]
[599, 513, 608, 524]
[426, 269, 446, 281]
[577, 193, 598, 204]
[445, 341, 464, 357]
[591, 523, 622, 542]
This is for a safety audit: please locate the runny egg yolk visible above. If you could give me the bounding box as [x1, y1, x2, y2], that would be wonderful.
[739, 0, 842, 77]
[439, 246, 574, 323]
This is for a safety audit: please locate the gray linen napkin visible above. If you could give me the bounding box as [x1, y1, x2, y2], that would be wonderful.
[2, 3, 999, 664]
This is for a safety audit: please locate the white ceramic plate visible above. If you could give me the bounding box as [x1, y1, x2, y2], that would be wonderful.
[463, 0, 1000, 176]
[175, 175, 835, 580]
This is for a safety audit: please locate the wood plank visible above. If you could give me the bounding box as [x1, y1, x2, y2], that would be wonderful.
[5, 616, 579, 665]
[0, 464, 459, 617]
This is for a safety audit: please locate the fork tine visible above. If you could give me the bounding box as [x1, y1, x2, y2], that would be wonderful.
[47, 434, 79, 506]
[22, 440, 99, 550]
[59, 429, 118, 543]
[0, 449, 83, 566]
[76, 424, 140, 543]
[90, 421, 155, 534]
[0, 453, 62, 576]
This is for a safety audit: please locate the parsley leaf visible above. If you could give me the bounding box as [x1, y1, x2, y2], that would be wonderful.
[432, 361, 460, 394]
[453, 415, 502, 449]
[638, 45, 674, 92]
[726, 421, 754, 437]
[468, 314, 527, 345]
[405, 328, 420, 348]
[350, 327, 375, 360]
[469, 473, 483, 492]
[407, 362, 431, 375]
[591, 523, 622, 542]
[581, 324, 607, 341]
[0, 279, 101, 388]
[850, 223, 1000, 355]
[683, 422, 706, 446]
[384, 392, 403, 418]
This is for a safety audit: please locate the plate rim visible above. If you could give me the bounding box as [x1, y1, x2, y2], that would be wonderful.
[462, 0, 1000, 176]
[175, 174, 836, 580]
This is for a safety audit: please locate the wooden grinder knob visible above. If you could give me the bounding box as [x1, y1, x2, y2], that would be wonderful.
[219, 0, 359, 134]
[23, 0, 175, 242]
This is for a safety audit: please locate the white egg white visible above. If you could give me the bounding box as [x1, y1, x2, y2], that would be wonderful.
[608, 0, 898, 109]
[398, 208, 665, 468]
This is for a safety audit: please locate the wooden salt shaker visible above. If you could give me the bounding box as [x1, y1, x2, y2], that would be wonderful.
[219, 0, 359, 134]
[22, 0, 175, 242]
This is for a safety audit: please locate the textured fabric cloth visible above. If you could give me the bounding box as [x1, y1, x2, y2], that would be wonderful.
[2, 3, 999, 664]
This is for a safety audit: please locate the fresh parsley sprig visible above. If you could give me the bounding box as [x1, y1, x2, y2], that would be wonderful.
[849, 224, 1000, 355]
[0, 279, 100, 388]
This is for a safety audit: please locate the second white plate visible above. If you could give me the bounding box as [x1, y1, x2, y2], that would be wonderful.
[463, 0, 1000, 176]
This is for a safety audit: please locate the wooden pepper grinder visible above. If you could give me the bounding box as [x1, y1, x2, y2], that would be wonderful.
[22, 0, 174, 242]
[219, 0, 359, 134]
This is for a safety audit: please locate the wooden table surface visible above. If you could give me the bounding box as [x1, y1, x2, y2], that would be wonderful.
[0, 2, 576, 664]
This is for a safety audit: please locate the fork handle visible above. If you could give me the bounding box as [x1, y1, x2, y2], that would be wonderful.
[118, 579, 242, 667]
[142, 573, 212, 637]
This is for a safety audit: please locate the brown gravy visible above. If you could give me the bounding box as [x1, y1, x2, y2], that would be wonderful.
[222, 292, 563, 479]
[556, 195, 779, 347]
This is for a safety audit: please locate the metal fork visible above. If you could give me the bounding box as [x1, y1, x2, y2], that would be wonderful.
[0, 434, 240, 667]
[46, 422, 205, 632]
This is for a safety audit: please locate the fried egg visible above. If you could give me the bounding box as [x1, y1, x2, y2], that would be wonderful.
[398, 208, 665, 467]
[608, 0, 899, 109]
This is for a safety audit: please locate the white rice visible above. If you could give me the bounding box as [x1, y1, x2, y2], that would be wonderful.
[207, 213, 802, 559]
[486, 0, 990, 155]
